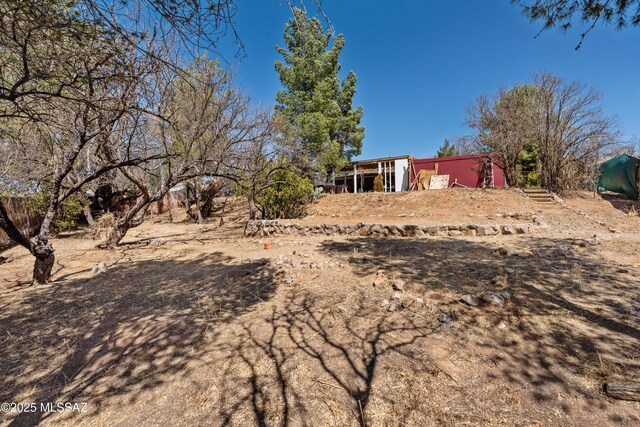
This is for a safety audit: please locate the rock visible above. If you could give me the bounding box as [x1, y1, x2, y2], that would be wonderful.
[284, 277, 294, 284]
[388, 303, 397, 312]
[501, 225, 516, 235]
[460, 294, 479, 307]
[534, 221, 550, 230]
[149, 238, 166, 246]
[381, 299, 390, 307]
[357, 227, 371, 237]
[491, 276, 505, 285]
[369, 224, 384, 236]
[481, 293, 505, 307]
[376, 269, 386, 275]
[505, 267, 515, 274]
[401, 298, 414, 309]
[552, 247, 572, 257]
[532, 248, 546, 257]
[91, 262, 108, 275]
[438, 313, 451, 323]
[373, 276, 387, 287]
[497, 321, 507, 329]
[583, 237, 600, 246]
[514, 224, 529, 234]
[477, 225, 499, 236]
[498, 290, 511, 300]
[415, 297, 425, 305]
[617, 268, 630, 274]
[391, 292, 401, 300]
[264, 241, 272, 250]
[497, 247, 509, 256]
[392, 279, 405, 291]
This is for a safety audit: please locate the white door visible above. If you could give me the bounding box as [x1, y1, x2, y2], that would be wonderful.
[394, 159, 409, 192]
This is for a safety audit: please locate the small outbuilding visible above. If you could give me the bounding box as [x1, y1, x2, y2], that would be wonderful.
[335, 153, 507, 193]
[412, 154, 507, 189]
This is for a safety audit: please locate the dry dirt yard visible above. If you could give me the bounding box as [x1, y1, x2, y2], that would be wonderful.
[1, 189, 639, 426]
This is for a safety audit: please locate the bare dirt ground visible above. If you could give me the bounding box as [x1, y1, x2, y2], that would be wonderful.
[1, 190, 639, 426]
[304, 189, 539, 226]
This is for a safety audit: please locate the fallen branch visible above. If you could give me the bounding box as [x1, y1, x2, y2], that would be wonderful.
[604, 382, 640, 401]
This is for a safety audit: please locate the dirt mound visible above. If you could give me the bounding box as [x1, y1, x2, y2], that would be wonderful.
[304, 189, 537, 226]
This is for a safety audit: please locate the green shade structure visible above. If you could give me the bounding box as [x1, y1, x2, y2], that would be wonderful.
[597, 154, 640, 199]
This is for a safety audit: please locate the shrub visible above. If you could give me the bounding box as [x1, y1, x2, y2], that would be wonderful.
[256, 169, 314, 219]
[523, 171, 541, 188]
[29, 192, 83, 234]
[373, 174, 384, 192]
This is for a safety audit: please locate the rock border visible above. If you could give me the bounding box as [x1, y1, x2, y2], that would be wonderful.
[244, 220, 540, 238]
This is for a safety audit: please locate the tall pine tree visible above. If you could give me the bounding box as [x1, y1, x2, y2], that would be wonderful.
[274, 8, 364, 179]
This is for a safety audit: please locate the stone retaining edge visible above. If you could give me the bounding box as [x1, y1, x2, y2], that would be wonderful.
[244, 220, 545, 238]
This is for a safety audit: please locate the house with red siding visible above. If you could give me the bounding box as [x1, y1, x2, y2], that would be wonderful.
[412, 154, 507, 189]
[334, 154, 507, 193]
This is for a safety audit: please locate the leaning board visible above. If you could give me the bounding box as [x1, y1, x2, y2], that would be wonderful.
[429, 175, 450, 190]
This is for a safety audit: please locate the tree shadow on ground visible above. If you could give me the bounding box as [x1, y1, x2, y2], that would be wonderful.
[214, 291, 439, 427]
[0, 252, 278, 427]
[314, 237, 640, 420]
[196, 236, 639, 425]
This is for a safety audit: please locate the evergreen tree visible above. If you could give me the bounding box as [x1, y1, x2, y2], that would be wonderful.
[274, 8, 364, 178]
[514, 0, 640, 49]
[437, 139, 458, 157]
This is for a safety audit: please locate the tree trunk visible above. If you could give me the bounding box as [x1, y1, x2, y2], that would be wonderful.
[194, 181, 204, 225]
[0, 200, 55, 285]
[83, 204, 95, 226]
[248, 194, 257, 220]
[99, 197, 149, 248]
[31, 236, 55, 285]
[101, 220, 130, 249]
[219, 197, 228, 226]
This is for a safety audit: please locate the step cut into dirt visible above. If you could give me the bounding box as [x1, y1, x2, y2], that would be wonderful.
[524, 189, 555, 203]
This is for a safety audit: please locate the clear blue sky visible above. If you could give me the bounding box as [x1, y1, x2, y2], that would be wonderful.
[215, 0, 640, 160]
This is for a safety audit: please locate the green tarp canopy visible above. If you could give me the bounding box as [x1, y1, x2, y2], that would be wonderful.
[597, 154, 640, 199]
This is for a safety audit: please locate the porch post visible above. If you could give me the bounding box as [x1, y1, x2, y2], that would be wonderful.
[353, 164, 357, 194]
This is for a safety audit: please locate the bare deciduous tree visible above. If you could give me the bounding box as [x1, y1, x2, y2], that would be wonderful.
[465, 72, 620, 193]
[98, 60, 269, 247]
[530, 72, 620, 192]
[0, 50, 165, 283]
[0, 0, 329, 282]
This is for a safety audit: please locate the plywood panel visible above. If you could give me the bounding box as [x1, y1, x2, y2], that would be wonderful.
[429, 175, 450, 190]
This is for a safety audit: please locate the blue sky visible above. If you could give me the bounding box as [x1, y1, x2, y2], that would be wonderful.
[215, 0, 640, 160]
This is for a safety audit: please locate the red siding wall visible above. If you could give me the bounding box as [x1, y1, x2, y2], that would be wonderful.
[412, 155, 507, 188]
